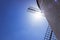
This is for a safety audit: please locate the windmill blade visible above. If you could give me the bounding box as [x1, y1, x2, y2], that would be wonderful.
[27, 7, 40, 12]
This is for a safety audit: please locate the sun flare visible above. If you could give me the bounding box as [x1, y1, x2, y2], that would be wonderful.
[29, 11, 44, 22]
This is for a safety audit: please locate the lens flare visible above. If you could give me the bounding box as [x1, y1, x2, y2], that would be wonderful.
[28, 10, 45, 25]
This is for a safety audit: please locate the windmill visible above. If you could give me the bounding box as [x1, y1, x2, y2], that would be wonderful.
[36, 0, 58, 40]
[27, 6, 57, 40]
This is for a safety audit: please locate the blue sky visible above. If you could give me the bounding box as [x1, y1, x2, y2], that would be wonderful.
[0, 0, 49, 40]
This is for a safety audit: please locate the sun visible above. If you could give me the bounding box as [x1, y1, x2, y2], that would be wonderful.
[32, 12, 43, 20]
[30, 11, 44, 22]
[28, 10, 45, 26]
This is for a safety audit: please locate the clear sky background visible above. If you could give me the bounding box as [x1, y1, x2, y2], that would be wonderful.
[1, 0, 49, 40]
